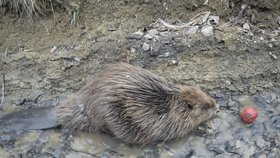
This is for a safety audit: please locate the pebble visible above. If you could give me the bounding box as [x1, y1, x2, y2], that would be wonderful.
[142, 42, 150, 51]
[225, 80, 231, 85]
[276, 16, 280, 25]
[207, 16, 220, 26]
[269, 52, 277, 60]
[158, 52, 171, 58]
[147, 29, 159, 36]
[144, 34, 153, 40]
[201, 25, 214, 36]
[130, 30, 144, 39]
[50, 46, 58, 53]
[207, 144, 224, 154]
[133, 30, 144, 36]
[258, 154, 267, 158]
[187, 26, 199, 34]
[168, 59, 178, 66]
[130, 47, 136, 53]
[243, 23, 250, 30]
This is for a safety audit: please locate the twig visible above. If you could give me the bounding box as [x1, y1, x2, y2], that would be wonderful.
[0, 74, 5, 110]
[189, 11, 210, 23]
[4, 48, 7, 58]
[203, 0, 209, 5]
[152, 18, 191, 30]
[151, 11, 211, 30]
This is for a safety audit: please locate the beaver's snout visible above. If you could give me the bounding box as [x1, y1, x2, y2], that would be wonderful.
[216, 104, 220, 113]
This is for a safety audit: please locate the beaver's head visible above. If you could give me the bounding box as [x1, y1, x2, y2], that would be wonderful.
[175, 86, 219, 125]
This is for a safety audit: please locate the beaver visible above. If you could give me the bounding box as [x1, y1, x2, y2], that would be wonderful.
[1, 62, 219, 145]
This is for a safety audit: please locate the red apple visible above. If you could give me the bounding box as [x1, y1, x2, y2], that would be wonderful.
[240, 106, 258, 124]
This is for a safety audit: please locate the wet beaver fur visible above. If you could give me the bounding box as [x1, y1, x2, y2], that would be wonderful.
[1, 62, 219, 145]
[55, 63, 219, 145]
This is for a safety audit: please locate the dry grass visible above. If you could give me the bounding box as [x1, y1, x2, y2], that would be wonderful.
[0, 0, 67, 16]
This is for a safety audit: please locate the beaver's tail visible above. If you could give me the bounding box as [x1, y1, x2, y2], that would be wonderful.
[0, 107, 59, 130]
[0, 95, 92, 131]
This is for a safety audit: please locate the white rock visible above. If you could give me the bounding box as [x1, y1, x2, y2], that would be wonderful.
[133, 30, 144, 36]
[276, 16, 280, 25]
[187, 26, 199, 34]
[144, 34, 153, 40]
[158, 52, 171, 58]
[50, 46, 57, 53]
[130, 47, 136, 53]
[243, 23, 250, 30]
[269, 52, 277, 59]
[142, 43, 150, 51]
[208, 16, 220, 26]
[201, 25, 214, 36]
[147, 29, 159, 36]
[168, 59, 178, 65]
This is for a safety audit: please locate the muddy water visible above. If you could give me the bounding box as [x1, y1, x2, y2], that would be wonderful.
[1, 93, 279, 157]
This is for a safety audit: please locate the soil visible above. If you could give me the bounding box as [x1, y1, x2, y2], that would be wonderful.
[0, 0, 279, 157]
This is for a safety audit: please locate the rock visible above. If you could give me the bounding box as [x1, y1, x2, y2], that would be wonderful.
[187, 26, 199, 34]
[272, 39, 280, 47]
[144, 34, 153, 40]
[207, 144, 224, 154]
[225, 80, 231, 85]
[158, 52, 171, 58]
[201, 25, 214, 36]
[147, 29, 159, 36]
[142, 42, 150, 51]
[144, 29, 160, 41]
[133, 30, 144, 36]
[50, 46, 58, 53]
[214, 153, 241, 158]
[258, 154, 267, 158]
[243, 23, 250, 30]
[168, 59, 179, 66]
[277, 16, 280, 25]
[269, 52, 277, 60]
[207, 16, 220, 26]
[130, 47, 136, 53]
[129, 30, 144, 39]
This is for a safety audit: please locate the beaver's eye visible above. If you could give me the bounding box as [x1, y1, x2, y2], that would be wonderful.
[204, 104, 210, 111]
[187, 104, 193, 110]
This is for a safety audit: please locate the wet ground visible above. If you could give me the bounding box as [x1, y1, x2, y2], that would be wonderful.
[0, 0, 280, 157]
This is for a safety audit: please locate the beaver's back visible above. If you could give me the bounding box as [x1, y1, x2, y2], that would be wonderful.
[55, 63, 218, 145]
[79, 63, 182, 144]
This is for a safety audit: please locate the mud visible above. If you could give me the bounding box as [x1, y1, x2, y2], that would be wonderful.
[0, 0, 280, 157]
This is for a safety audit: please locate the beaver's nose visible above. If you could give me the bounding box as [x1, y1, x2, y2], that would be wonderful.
[216, 104, 220, 113]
